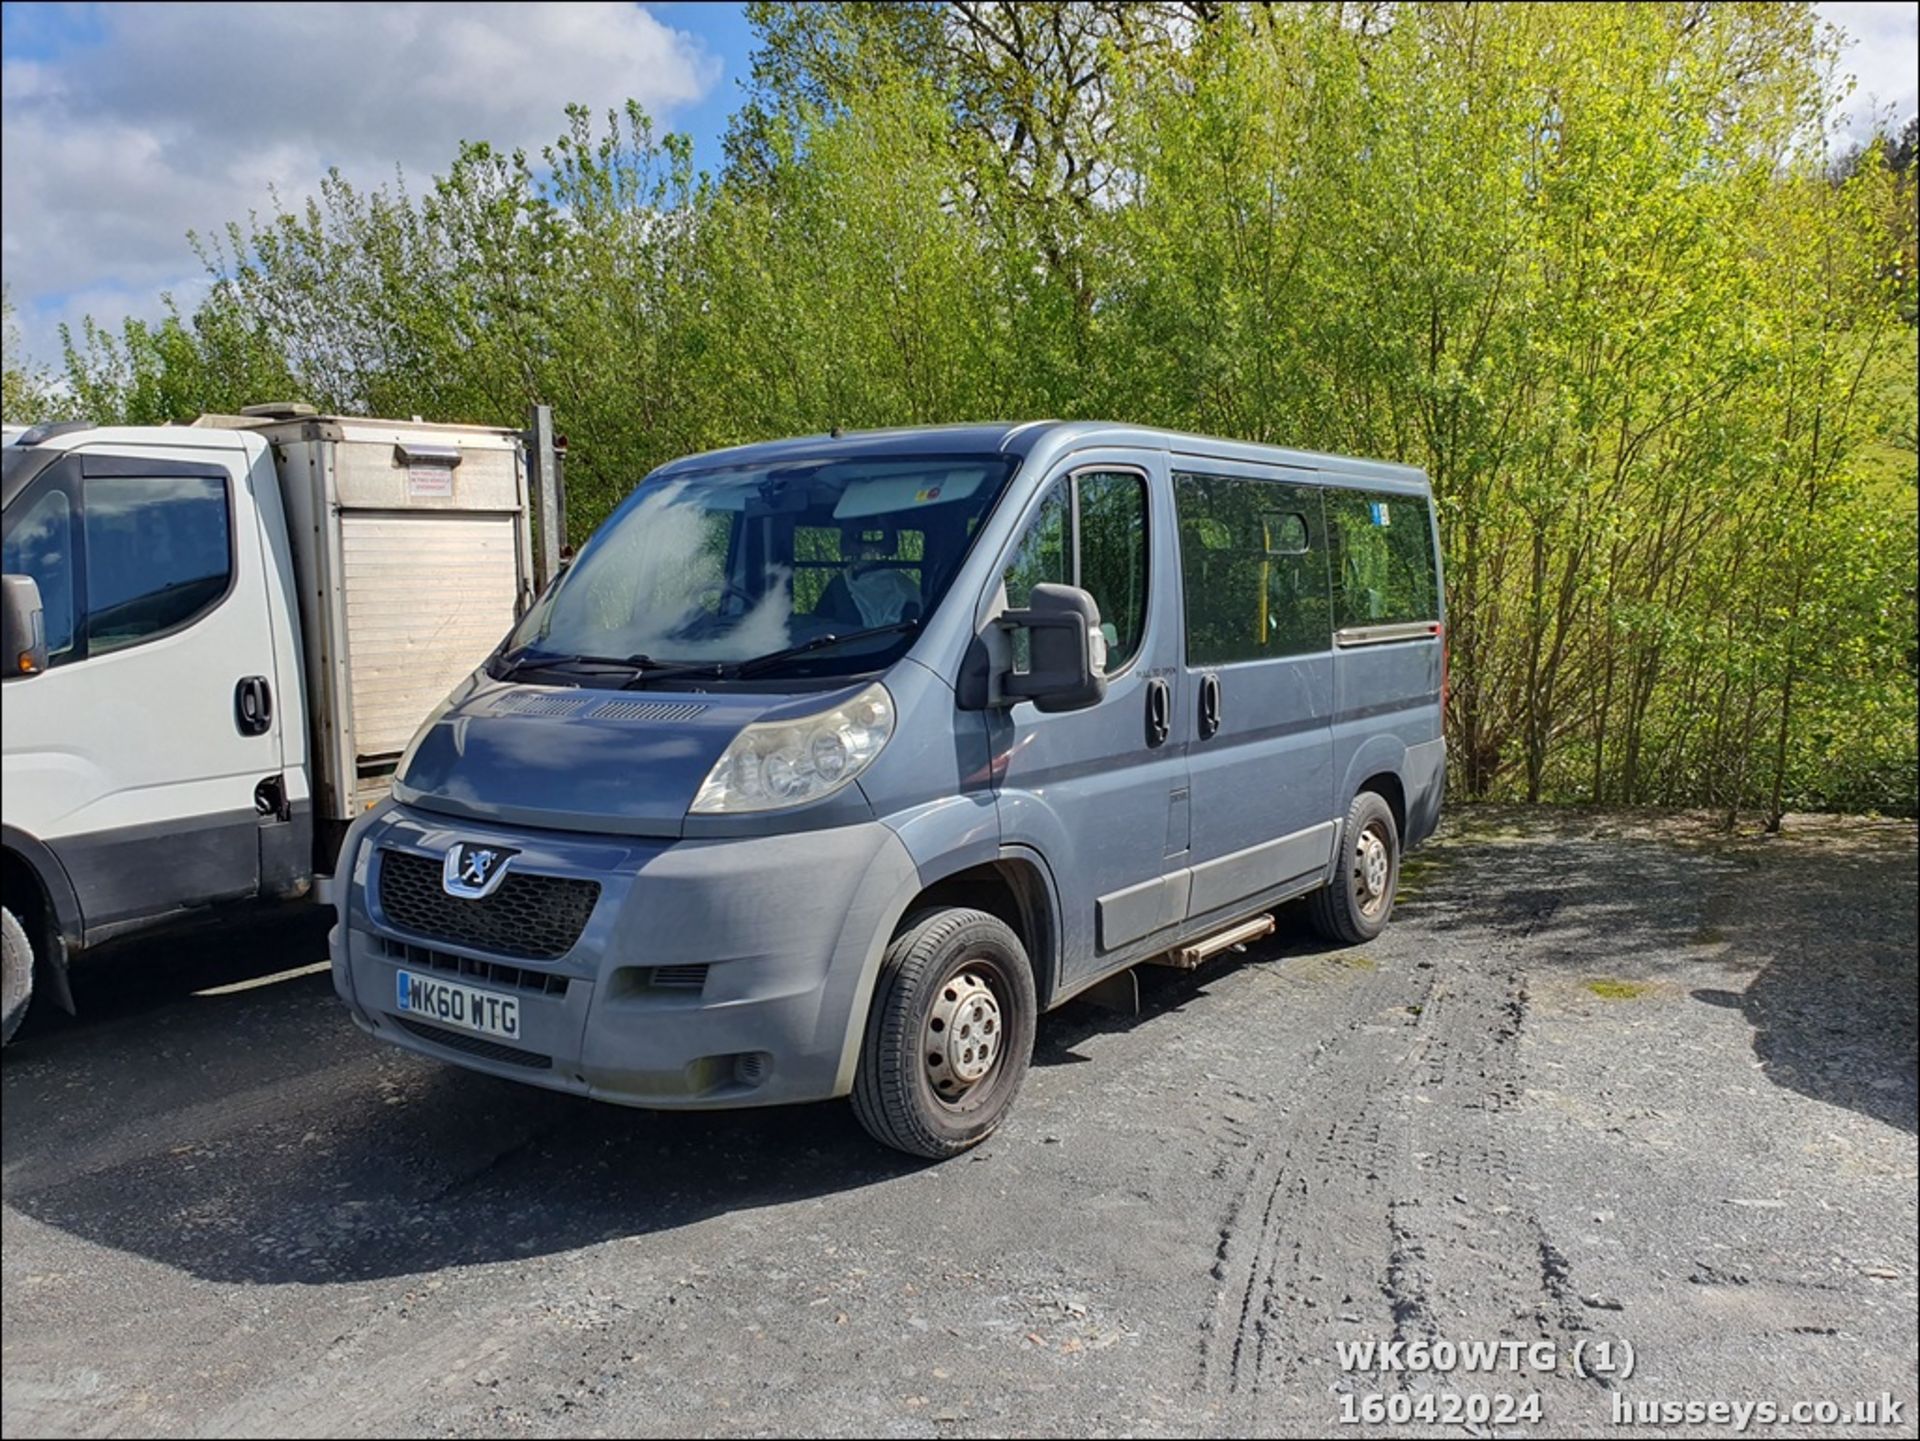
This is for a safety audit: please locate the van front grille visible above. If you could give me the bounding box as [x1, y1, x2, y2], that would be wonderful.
[391, 1016, 553, 1070]
[375, 936, 571, 996]
[376, 849, 598, 960]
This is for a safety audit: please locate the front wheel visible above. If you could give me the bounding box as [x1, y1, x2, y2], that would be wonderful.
[851, 908, 1037, 1159]
[2, 906, 34, 1046]
[1308, 791, 1401, 945]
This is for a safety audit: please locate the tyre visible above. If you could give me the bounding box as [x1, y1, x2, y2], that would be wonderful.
[851, 907, 1037, 1159]
[2, 906, 33, 1046]
[1308, 790, 1401, 945]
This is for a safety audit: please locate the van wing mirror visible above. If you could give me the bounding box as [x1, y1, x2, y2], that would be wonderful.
[998, 583, 1107, 714]
[1, 574, 49, 678]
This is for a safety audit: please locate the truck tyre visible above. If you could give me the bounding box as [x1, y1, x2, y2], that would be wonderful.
[1308, 790, 1401, 946]
[852, 907, 1037, 1159]
[2, 906, 32, 1046]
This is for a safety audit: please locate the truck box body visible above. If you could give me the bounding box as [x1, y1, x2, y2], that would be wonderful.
[211, 414, 536, 823]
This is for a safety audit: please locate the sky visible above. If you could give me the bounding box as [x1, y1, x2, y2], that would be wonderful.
[3, 1, 1916, 371]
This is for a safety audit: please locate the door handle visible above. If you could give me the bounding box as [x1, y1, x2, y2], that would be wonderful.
[1198, 673, 1223, 740]
[1145, 677, 1171, 748]
[235, 676, 273, 736]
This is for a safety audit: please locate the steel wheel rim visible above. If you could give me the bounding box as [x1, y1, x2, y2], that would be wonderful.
[924, 960, 1008, 1108]
[1353, 821, 1392, 918]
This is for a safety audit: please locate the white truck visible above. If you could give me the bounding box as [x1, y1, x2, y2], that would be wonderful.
[1, 404, 550, 1041]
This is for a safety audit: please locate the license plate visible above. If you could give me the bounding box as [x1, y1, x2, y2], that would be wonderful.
[395, 969, 520, 1041]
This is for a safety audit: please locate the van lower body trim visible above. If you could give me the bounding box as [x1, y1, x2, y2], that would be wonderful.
[1184, 820, 1336, 918]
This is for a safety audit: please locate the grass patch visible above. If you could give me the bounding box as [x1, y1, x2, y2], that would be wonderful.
[1584, 977, 1651, 1001]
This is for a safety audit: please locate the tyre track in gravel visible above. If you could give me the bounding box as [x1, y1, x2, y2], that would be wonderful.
[1199, 843, 1615, 1431]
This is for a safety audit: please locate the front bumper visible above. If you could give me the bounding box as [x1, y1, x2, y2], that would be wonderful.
[330, 803, 917, 1108]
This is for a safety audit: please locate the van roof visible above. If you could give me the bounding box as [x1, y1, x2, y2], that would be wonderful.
[651, 421, 1429, 491]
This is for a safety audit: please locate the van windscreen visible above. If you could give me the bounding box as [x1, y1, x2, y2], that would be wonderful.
[502, 454, 1018, 681]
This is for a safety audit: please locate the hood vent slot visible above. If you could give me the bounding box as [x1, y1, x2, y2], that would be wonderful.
[587, 700, 709, 722]
[491, 692, 592, 718]
[487, 692, 709, 722]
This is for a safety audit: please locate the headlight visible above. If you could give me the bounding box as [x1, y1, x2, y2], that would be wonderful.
[691, 682, 895, 814]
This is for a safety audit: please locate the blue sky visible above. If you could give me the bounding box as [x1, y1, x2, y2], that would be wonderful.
[3, 2, 1916, 371]
[1, 1, 763, 365]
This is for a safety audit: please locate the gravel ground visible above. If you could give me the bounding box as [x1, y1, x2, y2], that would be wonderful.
[3, 808, 1914, 1439]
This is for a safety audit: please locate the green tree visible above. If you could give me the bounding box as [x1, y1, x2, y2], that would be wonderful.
[41, 0, 1916, 817]
[2, 288, 54, 425]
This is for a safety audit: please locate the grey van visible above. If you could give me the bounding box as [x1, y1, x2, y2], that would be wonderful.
[330, 423, 1446, 1157]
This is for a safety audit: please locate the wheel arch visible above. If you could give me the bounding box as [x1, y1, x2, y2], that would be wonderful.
[1337, 733, 1411, 841]
[895, 848, 1061, 1008]
[2, 825, 81, 1014]
[1355, 769, 1407, 843]
[831, 839, 1063, 1097]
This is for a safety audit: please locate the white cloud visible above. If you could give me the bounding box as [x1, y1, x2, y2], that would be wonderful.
[1818, 2, 1919, 144]
[2, 2, 720, 363]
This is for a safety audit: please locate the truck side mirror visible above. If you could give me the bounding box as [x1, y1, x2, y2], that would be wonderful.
[1000, 582, 1108, 714]
[1, 574, 49, 678]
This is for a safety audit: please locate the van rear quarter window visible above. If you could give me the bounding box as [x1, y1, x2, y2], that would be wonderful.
[1327, 489, 1439, 627]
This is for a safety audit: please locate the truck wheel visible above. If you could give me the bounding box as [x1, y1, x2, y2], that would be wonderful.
[2, 906, 33, 1046]
[1308, 791, 1400, 946]
[852, 907, 1037, 1159]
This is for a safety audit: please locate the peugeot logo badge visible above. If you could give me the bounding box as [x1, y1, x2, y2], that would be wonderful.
[442, 841, 519, 899]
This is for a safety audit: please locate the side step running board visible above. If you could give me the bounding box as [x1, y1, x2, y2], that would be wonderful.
[1149, 913, 1276, 971]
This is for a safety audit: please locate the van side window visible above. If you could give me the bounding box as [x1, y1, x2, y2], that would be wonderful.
[1077, 472, 1148, 671]
[1326, 490, 1438, 627]
[83, 474, 232, 654]
[1, 485, 78, 662]
[1174, 474, 1330, 663]
[1002, 484, 1070, 610]
[1002, 473, 1148, 674]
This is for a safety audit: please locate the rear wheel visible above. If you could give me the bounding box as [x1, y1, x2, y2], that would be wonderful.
[851, 907, 1037, 1159]
[2, 906, 33, 1046]
[1308, 791, 1400, 945]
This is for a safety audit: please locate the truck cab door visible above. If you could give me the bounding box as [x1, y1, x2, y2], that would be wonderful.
[1, 441, 283, 940]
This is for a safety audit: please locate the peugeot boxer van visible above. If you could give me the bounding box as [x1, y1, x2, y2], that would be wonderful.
[329, 423, 1446, 1157]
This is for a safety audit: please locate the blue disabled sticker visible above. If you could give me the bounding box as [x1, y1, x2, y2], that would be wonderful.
[1370, 501, 1391, 526]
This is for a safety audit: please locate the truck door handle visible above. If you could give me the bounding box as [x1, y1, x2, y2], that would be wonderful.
[1145, 677, 1171, 748]
[235, 676, 273, 736]
[1198, 673, 1222, 740]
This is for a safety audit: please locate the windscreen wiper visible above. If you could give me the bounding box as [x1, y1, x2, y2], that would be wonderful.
[497, 649, 660, 684]
[731, 618, 922, 679]
[618, 656, 734, 689]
